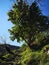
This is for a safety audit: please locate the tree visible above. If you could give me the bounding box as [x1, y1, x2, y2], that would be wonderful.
[8, 0, 49, 50]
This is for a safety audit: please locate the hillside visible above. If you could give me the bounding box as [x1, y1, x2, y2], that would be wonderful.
[0, 44, 21, 65]
[0, 44, 49, 65]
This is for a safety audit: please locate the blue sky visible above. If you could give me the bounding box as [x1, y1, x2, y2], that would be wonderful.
[0, 0, 23, 46]
[0, 0, 49, 46]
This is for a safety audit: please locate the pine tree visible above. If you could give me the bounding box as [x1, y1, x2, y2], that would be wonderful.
[8, 0, 49, 50]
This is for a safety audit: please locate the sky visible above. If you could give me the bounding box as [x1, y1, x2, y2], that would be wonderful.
[0, 0, 49, 46]
[0, 0, 23, 46]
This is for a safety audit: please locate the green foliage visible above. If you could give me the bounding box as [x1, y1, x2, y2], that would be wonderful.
[40, 45, 49, 65]
[20, 44, 49, 65]
[28, 30, 49, 51]
[3, 53, 10, 58]
[7, 1, 49, 64]
[8, 0, 49, 49]
[21, 47, 33, 65]
[20, 46, 40, 65]
[20, 43, 27, 51]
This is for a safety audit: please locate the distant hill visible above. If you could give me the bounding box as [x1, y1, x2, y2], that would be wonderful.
[0, 44, 21, 65]
[0, 44, 20, 49]
[0, 44, 20, 55]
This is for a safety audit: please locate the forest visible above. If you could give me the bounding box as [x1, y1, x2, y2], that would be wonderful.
[0, 0, 49, 65]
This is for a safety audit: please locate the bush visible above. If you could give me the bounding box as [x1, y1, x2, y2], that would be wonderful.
[20, 44, 49, 65]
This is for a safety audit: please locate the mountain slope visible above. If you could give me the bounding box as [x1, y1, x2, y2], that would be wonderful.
[0, 44, 21, 65]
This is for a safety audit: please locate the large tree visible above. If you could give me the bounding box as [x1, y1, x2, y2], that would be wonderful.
[8, 0, 49, 50]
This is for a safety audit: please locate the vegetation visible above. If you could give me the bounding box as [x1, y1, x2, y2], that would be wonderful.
[0, 44, 21, 65]
[0, 44, 49, 65]
[20, 44, 49, 65]
[7, 0, 49, 65]
[0, 0, 49, 65]
[8, 0, 49, 50]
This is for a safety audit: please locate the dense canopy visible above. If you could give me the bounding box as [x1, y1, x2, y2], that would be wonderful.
[8, 0, 49, 50]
